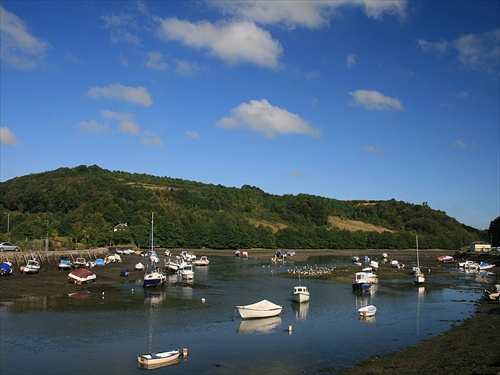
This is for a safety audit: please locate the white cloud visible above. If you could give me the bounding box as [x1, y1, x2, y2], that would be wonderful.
[212, 1, 407, 28]
[186, 131, 200, 139]
[0, 127, 21, 145]
[86, 83, 153, 107]
[363, 145, 387, 156]
[77, 120, 109, 134]
[175, 60, 201, 76]
[145, 51, 168, 71]
[346, 53, 356, 69]
[101, 110, 139, 135]
[349, 90, 404, 111]
[141, 131, 163, 148]
[217, 99, 320, 138]
[418, 29, 500, 77]
[156, 18, 283, 68]
[0, 4, 49, 69]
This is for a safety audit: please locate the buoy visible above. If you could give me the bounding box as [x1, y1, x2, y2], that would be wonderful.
[183, 348, 188, 357]
[288, 325, 292, 334]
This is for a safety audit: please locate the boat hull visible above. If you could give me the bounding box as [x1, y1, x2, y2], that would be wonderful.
[237, 300, 283, 320]
[358, 305, 377, 317]
[143, 272, 166, 287]
[137, 350, 180, 368]
[291, 292, 310, 303]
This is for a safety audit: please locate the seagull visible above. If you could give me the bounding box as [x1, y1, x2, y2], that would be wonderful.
[201, 298, 206, 303]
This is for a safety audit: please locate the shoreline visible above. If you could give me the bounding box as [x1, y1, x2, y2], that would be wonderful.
[1, 248, 498, 374]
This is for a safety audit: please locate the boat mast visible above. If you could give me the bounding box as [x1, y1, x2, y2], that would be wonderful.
[416, 234, 420, 268]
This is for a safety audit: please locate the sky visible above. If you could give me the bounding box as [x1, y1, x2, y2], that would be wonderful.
[1, 1, 499, 230]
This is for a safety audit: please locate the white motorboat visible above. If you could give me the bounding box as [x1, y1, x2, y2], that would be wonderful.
[352, 272, 374, 292]
[68, 268, 96, 284]
[180, 264, 194, 280]
[137, 349, 180, 369]
[20, 259, 40, 274]
[236, 299, 283, 320]
[135, 262, 145, 271]
[179, 251, 196, 262]
[369, 260, 379, 270]
[291, 286, 310, 303]
[193, 255, 210, 266]
[58, 257, 73, 270]
[358, 305, 377, 317]
[479, 262, 495, 270]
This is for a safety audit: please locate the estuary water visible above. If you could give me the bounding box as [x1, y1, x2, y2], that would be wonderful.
[0, 255, 494, 374]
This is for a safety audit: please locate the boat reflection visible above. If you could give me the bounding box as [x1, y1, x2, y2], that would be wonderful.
[237, 316, 282, 334]
[358, 315, 377, 323]
[291, 301, 309, 321]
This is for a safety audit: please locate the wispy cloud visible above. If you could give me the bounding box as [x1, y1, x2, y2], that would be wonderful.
[186, 131, 200, 139]
[418, 29, 500, 77]
[217, 99, 320, 138]
[86, 83, 153, 107]
[156, 18, 283, 68]
[363, 145, 387, 156]
[452, 139, 477, 151]
[101, 110, 139, 135]
[145, 51, 168, 72]
[349, 90, 404, 111]
[101, 13, 140, 44]
[0, 4, 49, 69]
[140, 131, 163, 148]
[77, 120, 109, 134]
[346, 54, 356, 69]
[0, 127, 21, 145]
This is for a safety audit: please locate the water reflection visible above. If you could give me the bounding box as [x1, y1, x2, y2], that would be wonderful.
[291, 301, 309, 320]
[237, 316, 282, 334]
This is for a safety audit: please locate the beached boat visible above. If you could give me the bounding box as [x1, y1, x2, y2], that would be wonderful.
[193, 255, 210, 266]
[73, 257, 87, 268]
[0, 261, 13, 276]
[369, 260, 379, 270]
[135, 262, 145, 271]
[20, 259, 40, 274]
[291, 286, 310, 303]
[58, 257, 73, 270]
[68, 268, 96, 284]
[458, 260, 479, 269]
[137, 350, 180, 369]
[358, 305, 377, 317]
[479, 262, 495, 270]
[351, 256, 360, 262]
[143, 213, 166, 288]
[236, 299, 282, 320]
[437, 255, 455, 263]
[413, 235, 425, 285]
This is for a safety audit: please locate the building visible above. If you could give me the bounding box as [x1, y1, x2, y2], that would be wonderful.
[469, 241, 491, 252]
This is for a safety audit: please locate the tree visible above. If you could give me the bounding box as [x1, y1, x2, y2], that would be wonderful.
[488, 217, 500, 247]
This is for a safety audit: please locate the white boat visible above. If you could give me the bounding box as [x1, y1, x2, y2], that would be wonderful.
[20, 259, 40, 274]
[68, 268, 96, 284]
[291, 286, 310, 303]
[180, 264, 194, 280]
[351, 256, 360, 262]
[166, 257, 185, 272]
[479, 262, 495, 270]
[193, 255, 210, 266]
[137, 350, 180, 368]
[352, 272, 373, 292]
[135, 262, 145, 271]
[58, 257, 73, 270]
[143, 213, 166, 288]
[413, 235, 425, 285]
[236, 299, 283, 320]
[179, 251, 196, 262]
[358, 305, 377, 317]
[369, 260, 379, 270]
[458, 260, 479, 269]
[73, 257, 87, 268]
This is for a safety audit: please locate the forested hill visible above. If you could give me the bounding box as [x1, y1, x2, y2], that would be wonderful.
[0, 165, 488, 250]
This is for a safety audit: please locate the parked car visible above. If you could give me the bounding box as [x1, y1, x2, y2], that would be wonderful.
[0, 242, 20, 252]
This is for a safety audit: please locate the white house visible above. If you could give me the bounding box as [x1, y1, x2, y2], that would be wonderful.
[469, 241, 491, 252]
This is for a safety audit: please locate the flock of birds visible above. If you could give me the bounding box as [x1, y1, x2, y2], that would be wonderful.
[285, 265, 338, 276]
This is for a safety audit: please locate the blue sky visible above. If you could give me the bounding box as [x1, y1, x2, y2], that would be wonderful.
[1, 1, 499, 230]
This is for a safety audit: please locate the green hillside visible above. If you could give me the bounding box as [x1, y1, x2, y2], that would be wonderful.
[0, 165, 488, 250]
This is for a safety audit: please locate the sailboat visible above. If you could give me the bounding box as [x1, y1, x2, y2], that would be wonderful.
[413, 235, 425, 285]
[143, 213, 166, 288]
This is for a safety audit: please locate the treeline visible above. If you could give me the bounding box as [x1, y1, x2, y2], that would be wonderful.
[0, 165, 488, 250]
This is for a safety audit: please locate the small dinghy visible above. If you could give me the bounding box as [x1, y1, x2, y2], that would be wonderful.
[358, 305, 377, 317]
[236, 299, 282, 320]
[137, 349, 180, 369]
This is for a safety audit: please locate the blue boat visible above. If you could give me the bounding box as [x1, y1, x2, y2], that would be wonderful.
[0, 261, 13, 276]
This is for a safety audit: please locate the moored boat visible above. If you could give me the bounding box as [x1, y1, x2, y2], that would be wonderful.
[137, 349, 180, 369]
[358, 305, 377, 317]
[143, 213, 166, 288]
[58, 257, 73, 270]
[236, 299, 282, 320]
[0, 261, 13, 276]
[479, 262, 495, 270]
[352, 272, 373, 292]
[180, 264, 194, 280]
[291, 285, 310, 303]
[73, 257, 87, 268]
[413, 235, 425, 285]
[192, 255, 210, 266]
[20, 259, 40, 274]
